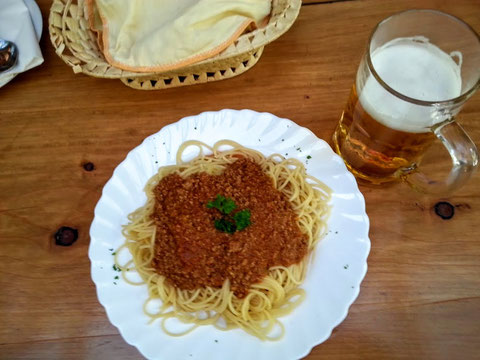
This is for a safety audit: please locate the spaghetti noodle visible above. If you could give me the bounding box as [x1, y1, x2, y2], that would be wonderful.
[115, 140, 331, 340]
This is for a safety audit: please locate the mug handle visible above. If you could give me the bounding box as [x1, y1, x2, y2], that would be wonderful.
[399, 120, 479, 194]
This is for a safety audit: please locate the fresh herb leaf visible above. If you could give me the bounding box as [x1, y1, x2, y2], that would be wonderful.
[233, 210, 251, 231]
[112, 264, 121, 272]
[222, 199, 236, 215]
[208, 195, 251, 234]
[206, 194, 224, 210]
[114, 276, 119, 280]
[306, 155, 312, 159]
[207, 194, 236, 215]
[214, 218, 236, 234]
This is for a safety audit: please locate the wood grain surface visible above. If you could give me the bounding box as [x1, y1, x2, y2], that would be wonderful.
[1, 0, 479, 359]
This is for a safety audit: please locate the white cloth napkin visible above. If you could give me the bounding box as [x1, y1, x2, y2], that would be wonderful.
[0, 0, 44, 88]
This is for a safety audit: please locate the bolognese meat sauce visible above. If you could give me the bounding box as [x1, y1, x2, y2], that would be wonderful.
[151, 157, 308, 298]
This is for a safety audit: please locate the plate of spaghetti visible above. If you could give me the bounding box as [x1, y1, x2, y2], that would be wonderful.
[89, 109, 370, 360]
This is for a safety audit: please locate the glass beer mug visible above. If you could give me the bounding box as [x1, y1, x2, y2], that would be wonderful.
[333, 10, 480, 193]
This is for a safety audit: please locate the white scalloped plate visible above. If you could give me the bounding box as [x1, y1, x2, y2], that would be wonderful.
[89, 109, 370, 360]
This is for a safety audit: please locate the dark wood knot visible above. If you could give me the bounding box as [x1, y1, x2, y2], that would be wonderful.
[434, 202, 454, 220]
[82, 162, 95, 172]
[54, 226, 78, 246]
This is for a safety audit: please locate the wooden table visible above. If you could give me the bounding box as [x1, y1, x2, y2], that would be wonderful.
[1, 0, 479, 359]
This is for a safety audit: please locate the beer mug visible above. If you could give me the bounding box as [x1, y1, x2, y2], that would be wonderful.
[333, 10, 479, 193]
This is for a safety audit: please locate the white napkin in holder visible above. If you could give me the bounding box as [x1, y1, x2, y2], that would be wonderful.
[0, 0, 44, 88]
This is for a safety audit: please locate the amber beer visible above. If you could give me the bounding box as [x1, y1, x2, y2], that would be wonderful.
[334, 85, 436, 182]
[333, 37, 463, 184]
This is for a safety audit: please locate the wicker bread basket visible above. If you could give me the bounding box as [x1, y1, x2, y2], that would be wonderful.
[49, 0, 301, 90]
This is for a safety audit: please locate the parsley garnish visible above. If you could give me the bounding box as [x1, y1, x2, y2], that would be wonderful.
[306, 155, 312, 159]
[234, 210, 251, 231]
[207, 195, 236, 214]
[207, 195, 251, 234]
[214, 218, 236, 233]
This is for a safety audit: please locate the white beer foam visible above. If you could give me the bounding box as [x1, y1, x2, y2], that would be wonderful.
[360, 37, 462, 133]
